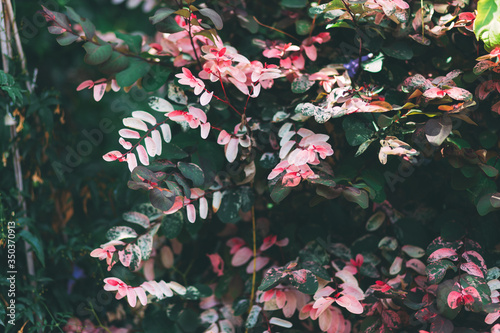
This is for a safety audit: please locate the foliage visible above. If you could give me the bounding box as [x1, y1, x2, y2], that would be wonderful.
[3, 0, 500, 332]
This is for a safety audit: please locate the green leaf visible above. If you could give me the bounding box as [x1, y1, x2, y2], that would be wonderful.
[291, 75, 314, 93]
[474, 0, 500, 51]
[106, 226, 138, 241]
[198, 8, 223, 30]
[116, 58, 151, 87]
[162, 211, 184, 239]
[270, 181, 292, 203]
[301, 261, 331, 280]
[258, 267, 286, 291]
[154, 16, 185, 33]
[137, 233, 153, 260]
[342, 187, 369, 209]
[164, 143, 189, 160]
[245, 305, 262, 329]
[122, 211, 150, 229]
[289, 269, 318, 294]
[83, 42, 113, 65]
[382, 41, 413, 60]
[426, 260, 457, 285]
[281, 0, 308, 8]
[233, 299, 250, 317]
[150, 7, 176, 25]
[378, 236, 398, 251]
[127, 243, 142, 271]
[217, 190, 242, 223]
[436, 280, 461, 319]
[355, 138, 376, 157]
[177, 162, 205, 186]
[56, 32, 79, 46]
[342, 117, 374, 146]
[149, 188, 175, 211]
[115, 32, 143, 54]
[19, 229, 45, 267]
[366, 211, 386, 231]
[479, 164, 499, 177]
[98, 51, 130, 74]
[143, 65, 171, 92]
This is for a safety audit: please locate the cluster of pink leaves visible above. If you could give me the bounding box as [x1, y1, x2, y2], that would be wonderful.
[268, 122, 333, 187]
[103, 276, 186, 307]
[227, 235, 288, 274]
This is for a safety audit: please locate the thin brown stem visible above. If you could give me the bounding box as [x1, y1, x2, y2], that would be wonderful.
[253, 16, 300, 42]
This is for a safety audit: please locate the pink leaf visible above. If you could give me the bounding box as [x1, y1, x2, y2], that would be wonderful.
[103, 150, 122, 162]
[318, 306, 333, 331]
[217, 130, 231, 145]
[225, 137, 239, 162]
[144, 137, 157, 157]
[119, 129, 141, 139]
[231, 246, 252, 266]
[276, 238, 289, 247]
[160, 123, 172, 143]
[126, 153, 137, 172]
[336, 294, 364, 314]
[446, 87, 472, 101]
[186, 204, 196, 223]
[460, 262, 484, 278]
[119, 137, 133, 150]
[132, 111, 157, 125]
[485, 311, 500, 325]
[200, 90, 213, 106]
[246, 256, 270, 273]
[126, 287, 137, 307]
[406, 259, 426, 275]
[212, 191, 222, 213]
[135, 287, 147, 306]
[447, 291, 462, 309]
[123, 117, 148, 131]
[200, 122, 211, 139]
[207, 253, 224, 276]
[312, 297, 336, 318]
[93, 83, 107, 102]
[199, 197, 208, 219]
[188, 106, 207, 123]
[151, 130, 162, 156]
[76, 80, 94, 91]
[428, 248, 458, 262]
[260, 235, 277, 251]
[136, 145, 149, 166]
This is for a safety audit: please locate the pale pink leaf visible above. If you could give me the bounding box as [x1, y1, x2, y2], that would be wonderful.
[93, 83, 106, 102]
[217, 130, 231, 145]
[231, 246, 252, 266]
[269, 317, 292, 328]
[199, 197, 208, 219]
[123, 117, 148, 131]
[136, 145, 149, 166]
[225, 137, 239, 162]
[336, 294, 363, 314]
[200, 122, 210, 139]
[151, 130, 162, 156]
[212, 191, 222, 213]
[126, 153, 137, 172]
[246, 256, 270, 273]
[127, 287, 137, 307]
[119, 137, 133, 150]
[160, 123, 171, 143]
[406, 259, 426, 275]
[260, 235, 277, 252]
[111, 79, 120, 92]
[312, 297, 336, 318]
[276, 238, 289, 247]
[318, 307, 333, 331]
[200, 91, 213, 106]
[188, 106, 207, 123]
[119, 129, 141, 139]
[144, 136, 157, 157]
[314, 286, 335, 299]
[135, 287, 148, 306]
[103, 150, 122, 162]
[389, 256, 403, 275]
[186, 204, 196, 223]
[485, 311, 500, 325]
[160, 245, 174, 268]
[132, 111, 157, 125]
[282, 292, 297, 318]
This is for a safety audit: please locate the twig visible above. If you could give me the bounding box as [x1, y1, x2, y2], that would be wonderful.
[245, 204, 257, 333]
[253, 16, 300, 42]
